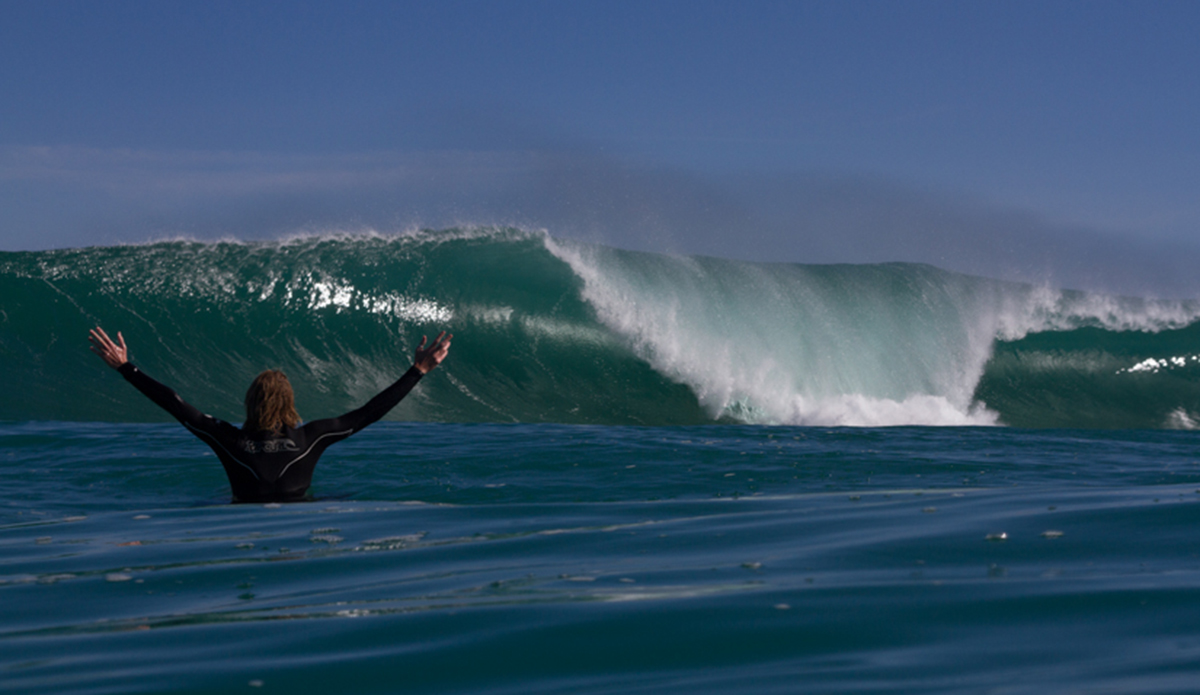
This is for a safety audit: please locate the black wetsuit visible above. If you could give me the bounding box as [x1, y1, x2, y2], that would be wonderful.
[118, 362, 424, 503]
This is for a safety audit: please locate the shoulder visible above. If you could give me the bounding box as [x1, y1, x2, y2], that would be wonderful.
[187, 412, 240, 436]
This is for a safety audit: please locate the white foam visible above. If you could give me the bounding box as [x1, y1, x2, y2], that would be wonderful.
[546, 237, 1200, 427]
[766, 393, 998, 428]
[1117, 354, 1200, 375]
[1165, 408, 1199, 430]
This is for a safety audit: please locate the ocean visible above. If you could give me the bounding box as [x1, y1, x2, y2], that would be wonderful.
[2, 229, 1200, 693]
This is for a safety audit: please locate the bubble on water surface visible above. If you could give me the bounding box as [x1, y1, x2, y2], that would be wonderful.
[105, 573, 133, 582]
[1041, 530, 1064, 539]
[358, 533, 426, 551]
[1, 574, 38, 585]
[38, 573, 74, 584]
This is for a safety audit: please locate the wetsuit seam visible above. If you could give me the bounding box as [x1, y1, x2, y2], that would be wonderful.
[277, 428, 356, 479]
[183, 422, 261, 480]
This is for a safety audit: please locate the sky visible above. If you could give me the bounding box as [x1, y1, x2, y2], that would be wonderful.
[2, 0, 1199, 295]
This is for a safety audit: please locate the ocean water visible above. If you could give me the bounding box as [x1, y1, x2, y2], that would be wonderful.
[5, 423, 1200, 694]
[3, 229, 1200, 693]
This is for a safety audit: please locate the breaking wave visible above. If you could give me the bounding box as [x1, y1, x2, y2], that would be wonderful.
[2, 228, 1198, 428]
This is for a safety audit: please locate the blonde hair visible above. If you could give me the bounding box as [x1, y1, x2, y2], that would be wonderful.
[243, 370, 301, 432]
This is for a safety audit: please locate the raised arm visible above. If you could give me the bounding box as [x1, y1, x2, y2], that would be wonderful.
[88, 326, 216, 428]
[306, 331, 454, 436]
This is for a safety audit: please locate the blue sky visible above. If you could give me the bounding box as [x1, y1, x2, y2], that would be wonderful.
[2, 1, 1198, 294]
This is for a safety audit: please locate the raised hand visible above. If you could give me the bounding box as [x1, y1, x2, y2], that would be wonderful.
[413, 331, 452, 374]
[89, 327, 129, 369]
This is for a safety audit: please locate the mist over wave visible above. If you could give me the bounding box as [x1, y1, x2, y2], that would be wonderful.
[547, 237, 1200, 427]
[1, 228, 1198, 427]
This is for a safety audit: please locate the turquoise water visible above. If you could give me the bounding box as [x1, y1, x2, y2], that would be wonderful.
[4, 230, 1200, 692]
[3, 230, 1199, 428]
[4, 423, 1200, 693]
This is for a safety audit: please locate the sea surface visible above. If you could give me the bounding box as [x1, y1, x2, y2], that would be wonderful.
[4, 423, 1200, 694]
[3, 230, 1200, 693]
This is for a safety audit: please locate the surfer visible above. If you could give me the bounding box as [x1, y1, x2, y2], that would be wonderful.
[88, 326, 451, 503]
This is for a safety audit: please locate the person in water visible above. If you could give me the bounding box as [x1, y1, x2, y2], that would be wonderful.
[88, 326, 452, 503]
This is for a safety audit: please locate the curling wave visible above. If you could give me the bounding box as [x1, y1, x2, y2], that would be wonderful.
[1, 228, 1197, 428]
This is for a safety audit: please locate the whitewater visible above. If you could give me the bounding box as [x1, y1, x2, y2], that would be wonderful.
[2, 227, 1198, 428]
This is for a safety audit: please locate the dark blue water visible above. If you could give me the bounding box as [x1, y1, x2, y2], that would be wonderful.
[5, 422, 1200, 694]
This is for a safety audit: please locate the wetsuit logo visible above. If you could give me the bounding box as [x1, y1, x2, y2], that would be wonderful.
[239, 438, 300, 454]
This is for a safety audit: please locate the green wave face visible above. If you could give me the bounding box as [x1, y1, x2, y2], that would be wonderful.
[977, 324, 1200, 428]
[0, 230, 707, 425]
[2, 228, 1198, 428]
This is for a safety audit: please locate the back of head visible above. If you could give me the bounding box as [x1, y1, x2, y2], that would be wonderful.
[244, 370, 301, 433]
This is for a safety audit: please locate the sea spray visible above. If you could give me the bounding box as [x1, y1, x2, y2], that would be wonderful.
[2, 228, 1198, 427]
[545, 237, 1200, 426]
[546, 238, 1005, 426]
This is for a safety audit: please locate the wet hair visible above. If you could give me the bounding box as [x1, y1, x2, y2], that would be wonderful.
[243, 370, 301, 432]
